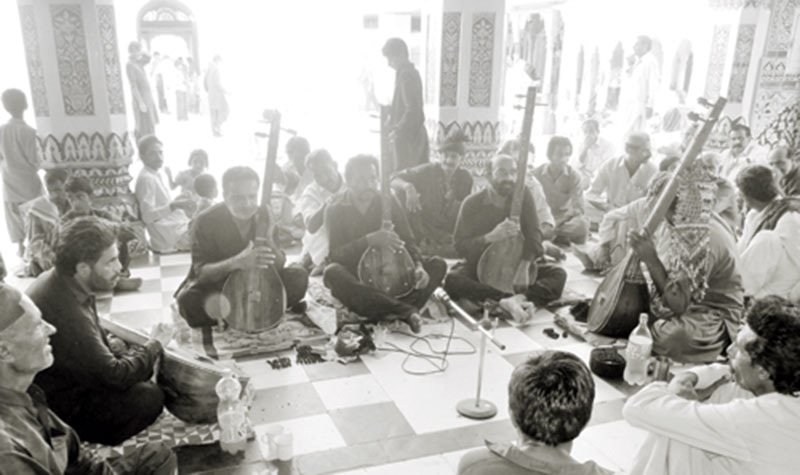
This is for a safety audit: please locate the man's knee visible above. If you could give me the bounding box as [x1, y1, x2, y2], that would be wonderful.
[176, 286, 216, 328]
[281, 266, 309, 306]
[423, 257, 447, 286]
[323, 263, 350, 289]
[131, 382, 165, 420]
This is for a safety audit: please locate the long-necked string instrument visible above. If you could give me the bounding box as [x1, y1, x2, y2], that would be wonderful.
[357, 105, 417, 297]
[221, 110, 287, 332]
[477, 87, 537, 293]
[587, 97, 728, 337]
[99, 318, 249, 424]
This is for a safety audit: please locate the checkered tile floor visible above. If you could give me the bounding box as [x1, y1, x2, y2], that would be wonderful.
[9, 248, 649, 474]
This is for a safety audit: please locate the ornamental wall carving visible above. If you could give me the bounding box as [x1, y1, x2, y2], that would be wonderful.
[50, 4, 95, 116]
[38, 131, 134, 167]
[468, 12, 495, 107]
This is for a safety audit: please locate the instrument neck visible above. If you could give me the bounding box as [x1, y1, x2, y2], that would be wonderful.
[260, 112, 281, 241]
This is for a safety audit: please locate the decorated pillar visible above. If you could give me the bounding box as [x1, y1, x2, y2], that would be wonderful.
[17, 0, 136, 217]
[421, 0, 507, 181]
[746, 0, 800, 149]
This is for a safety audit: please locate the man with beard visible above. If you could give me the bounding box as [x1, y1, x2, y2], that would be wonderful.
[297, 149, 344, 274]
[25, 217, 173, 445]
[134, 135, 194, 253]
[382, 38, 429, 171]
[0, 283, 177, 473]
[323, 155, 446, 333]
[623, 296, 800, 475]
[719, 123, 767, 183]
[176, 166, 309, 328]
[391, 129, 473, 257]
[444, 154, 567, 320]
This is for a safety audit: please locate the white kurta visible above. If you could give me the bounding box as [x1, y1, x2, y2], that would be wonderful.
[572, 137, 616, 189]
[586, 156, 657, 209]
[621, 51, 660, 134]
[623, 365, 800, 475]
[297, 181, 335, 265]
[134, 167, 190, 253]
[526, 176, 555, 229]
[738, 209, 800, 300]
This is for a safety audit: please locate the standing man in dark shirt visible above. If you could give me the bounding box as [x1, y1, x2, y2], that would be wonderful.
[26, 217, 172, 446]
[444, 154, 567, 316]
[176, 166, 309, 328]
[323, 154, 446, 333]
[382, 38, 429, 171]
[0, 283, 176, 473]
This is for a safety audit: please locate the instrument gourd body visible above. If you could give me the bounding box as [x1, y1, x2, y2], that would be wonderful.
[358, 106, 417, 298]
[587, 97, 728, 337]
[222, 110, 286, 333]
[477, 87, 537, 294]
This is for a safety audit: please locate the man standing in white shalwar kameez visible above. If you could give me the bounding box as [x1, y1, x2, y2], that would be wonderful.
[620, 36, 659, 135]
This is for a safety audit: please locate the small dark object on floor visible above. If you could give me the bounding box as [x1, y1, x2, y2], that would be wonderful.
[570, 300, 591, 323]
[562, 331, 569, 338]
[589, 346, 626, 379]
[267, 357, 292, 370]
[296, 344, 325, 365]
[543, 328, 561, 340]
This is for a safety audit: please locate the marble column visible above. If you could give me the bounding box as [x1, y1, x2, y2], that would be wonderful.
[421, 0, 507, 183]
[17, 0, 136, 217]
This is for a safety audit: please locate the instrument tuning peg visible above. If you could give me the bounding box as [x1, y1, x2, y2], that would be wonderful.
[515, 94, 526, 99]
[254, 132, 268, 138]
[513, 105, 524, 110]
[262, 109, 279, 121]
[697, 97, 713, 108]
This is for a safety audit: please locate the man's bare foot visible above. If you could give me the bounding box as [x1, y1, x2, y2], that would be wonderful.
[406, 313, 423, 334]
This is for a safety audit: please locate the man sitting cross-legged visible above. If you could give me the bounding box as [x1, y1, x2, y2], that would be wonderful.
[444, 153, 567, 321]
[458, 351, 612, 475]
[176, 166, 309, 328]
[323, 154, 446, 333]
[0, 282, 176, 473]
[623, 296, 800, 475]
[26, 217, 173, 446]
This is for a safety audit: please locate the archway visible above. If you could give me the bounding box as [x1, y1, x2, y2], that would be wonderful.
[137, 0, 199, 73]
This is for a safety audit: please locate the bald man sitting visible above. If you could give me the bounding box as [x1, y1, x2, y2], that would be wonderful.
[0, 283, 176, 473]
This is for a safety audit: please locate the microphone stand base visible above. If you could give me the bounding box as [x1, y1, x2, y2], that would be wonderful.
[456, 398, 497, 420]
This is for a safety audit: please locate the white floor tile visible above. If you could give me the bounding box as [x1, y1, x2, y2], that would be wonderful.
[129, 266, 161, 281]
[254, 414, 346, 457]
[158, 253, 192, 266]
[362, 326, 514, 434]
[160, 276, 185, 293]
[365, 454, 454, 475]
[110, 292, 163, 313]
[313, 374, 391, 410]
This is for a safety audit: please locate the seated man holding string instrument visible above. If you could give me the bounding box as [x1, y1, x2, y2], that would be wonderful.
[323, 154, 446, 333]
[175, 166, 309, 329]
[444, 153, 567, 322]
[627, 162, 744, 363]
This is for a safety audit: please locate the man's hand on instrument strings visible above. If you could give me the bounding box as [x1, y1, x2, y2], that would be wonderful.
[366, 229, 404, 249]
[628, 229, 658, 263]
[485, 219, 520, 243]
[236, 241, 277, 269]
[404, 183, 422, 213]
[413, 262, 430, 290]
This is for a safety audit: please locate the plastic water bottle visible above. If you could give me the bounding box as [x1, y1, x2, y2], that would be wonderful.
[216, 369, 246, 454]
[624, 313, 653, 385]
